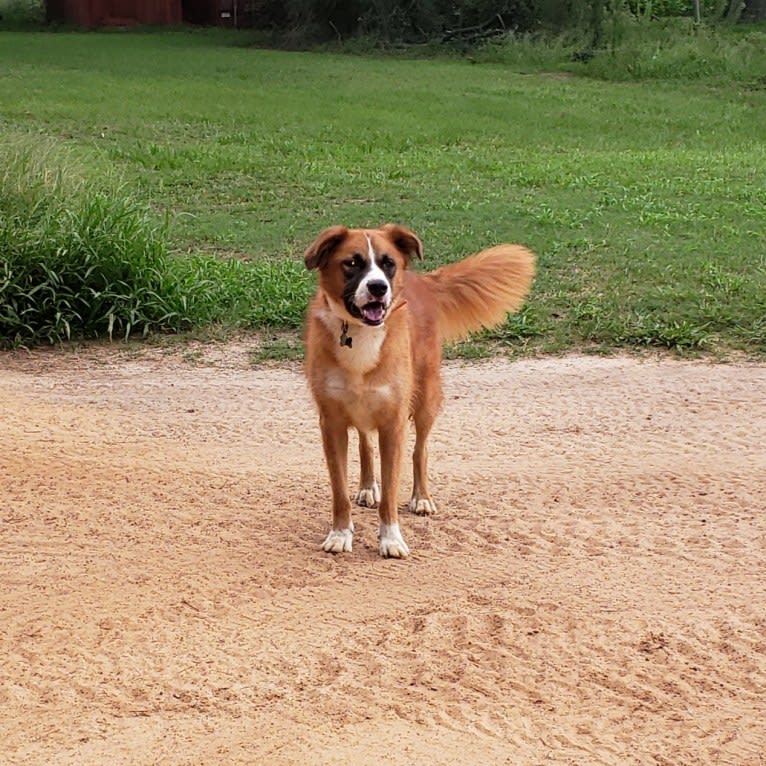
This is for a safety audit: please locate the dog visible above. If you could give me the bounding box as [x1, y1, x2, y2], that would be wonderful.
[303, 224, 535, 558]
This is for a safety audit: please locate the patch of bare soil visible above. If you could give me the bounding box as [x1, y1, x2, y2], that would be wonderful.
[1, 344, 765, 765]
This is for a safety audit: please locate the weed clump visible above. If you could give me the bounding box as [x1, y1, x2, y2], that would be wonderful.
[0, 138, 312, 349]
[0, 140, 190, 347]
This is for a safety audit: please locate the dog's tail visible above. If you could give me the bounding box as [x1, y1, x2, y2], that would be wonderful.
[420, 244, 536, 343]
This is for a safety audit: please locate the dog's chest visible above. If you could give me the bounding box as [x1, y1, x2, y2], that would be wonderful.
[318, 307, 386, 375]
[334, 325, 386, 374]
[322, 366, 398, 431]
[314, 308, 403, 429]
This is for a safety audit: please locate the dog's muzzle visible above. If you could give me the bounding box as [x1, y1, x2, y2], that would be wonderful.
[347, 278, 391, 326]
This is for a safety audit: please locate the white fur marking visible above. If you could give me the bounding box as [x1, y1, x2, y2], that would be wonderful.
[379, 523, 409, 559]
[323, 370, 347, 400]
[373, 384, 393, 400]
[355, 481, 381, 508]
[355, 235, 391, 308]
[409, 496, 437, 516]
[322, 526, 354, 554]
[347, 323, 386, 372]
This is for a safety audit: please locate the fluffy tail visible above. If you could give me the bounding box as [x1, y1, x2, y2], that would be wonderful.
[421, 244, 536, 343]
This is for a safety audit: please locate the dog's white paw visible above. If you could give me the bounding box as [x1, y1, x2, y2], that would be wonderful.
[409, 496, 437, 516]
[379, 523, 409, 559]
[321, 526, 354, 554]
[355, 482, 381, 508]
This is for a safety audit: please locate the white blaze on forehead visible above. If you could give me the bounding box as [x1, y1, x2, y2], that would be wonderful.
[354, 235, 391, 307]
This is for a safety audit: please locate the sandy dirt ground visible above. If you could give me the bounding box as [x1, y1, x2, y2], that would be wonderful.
[1, 342, 765, 766]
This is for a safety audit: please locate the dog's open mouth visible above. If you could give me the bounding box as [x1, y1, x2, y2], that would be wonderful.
[360, 302, 387, 326]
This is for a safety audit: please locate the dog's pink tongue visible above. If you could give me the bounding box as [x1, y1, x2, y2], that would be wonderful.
[363, 304, 385, 323]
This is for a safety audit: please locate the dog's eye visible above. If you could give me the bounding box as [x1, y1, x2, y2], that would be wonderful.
[380, 255, 396, 275]
[343, 255, 363, 270]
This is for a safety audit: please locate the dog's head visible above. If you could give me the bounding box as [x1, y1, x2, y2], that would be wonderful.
[304, 224, 423, 327]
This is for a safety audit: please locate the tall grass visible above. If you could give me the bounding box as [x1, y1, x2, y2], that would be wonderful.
[1, 140, 182, 346]
[478, 20, 766, 83]
[0, 138, 311, 348]
[586, 19, 766, 82]
[168, 254, 310, 328]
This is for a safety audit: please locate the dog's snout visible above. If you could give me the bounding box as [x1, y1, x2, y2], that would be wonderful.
[367, 280, 389, 298]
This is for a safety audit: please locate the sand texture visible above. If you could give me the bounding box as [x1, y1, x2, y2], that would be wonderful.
[1, 344, 765, 765]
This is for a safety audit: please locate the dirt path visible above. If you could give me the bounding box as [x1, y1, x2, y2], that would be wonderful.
[1, 343, 765, 765]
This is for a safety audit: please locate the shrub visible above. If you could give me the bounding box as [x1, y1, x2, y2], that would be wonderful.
[167, 254, 311, 329]
[0, 0, 44, 28]
[0, 138, 314, 349]
[0, 140, 189, 347]
[277, 0, 532, 43]
[477, 17, 766, 82]
[583, 19, 766, 81]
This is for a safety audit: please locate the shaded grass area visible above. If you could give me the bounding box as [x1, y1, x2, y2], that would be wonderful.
[1, 29, 765, 355]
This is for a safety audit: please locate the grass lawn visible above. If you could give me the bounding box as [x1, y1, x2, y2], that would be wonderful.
[1, 28, 765, 356]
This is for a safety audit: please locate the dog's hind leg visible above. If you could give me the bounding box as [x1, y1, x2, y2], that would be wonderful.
[355, 429, 381, 508]
[319, 415, 354, 554]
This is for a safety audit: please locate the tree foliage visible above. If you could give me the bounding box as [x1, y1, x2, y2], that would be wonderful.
[253, 0, 548, 42]
[249, 0, 764, 43]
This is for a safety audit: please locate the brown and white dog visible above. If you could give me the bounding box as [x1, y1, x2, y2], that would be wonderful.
[303, 224, 535, 558]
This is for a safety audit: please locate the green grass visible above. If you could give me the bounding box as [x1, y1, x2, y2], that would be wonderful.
[0, 137, 312, 347]
[0, 139, 186, 346]
[0, 28, 765, 355]
[478, 19, 766, 84]
[249, 333, 306, 364]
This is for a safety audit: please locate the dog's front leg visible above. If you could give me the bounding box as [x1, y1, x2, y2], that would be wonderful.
[355, 430, 381, 508]
[377, 418, 409, 559]
[319, 415, 354, 554]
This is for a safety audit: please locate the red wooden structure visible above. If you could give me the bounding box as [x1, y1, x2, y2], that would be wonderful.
[46, 0, 179, 26]
[46, 0, 250, 27]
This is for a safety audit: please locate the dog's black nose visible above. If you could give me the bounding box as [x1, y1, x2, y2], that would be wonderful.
[367, 280, 389, 298]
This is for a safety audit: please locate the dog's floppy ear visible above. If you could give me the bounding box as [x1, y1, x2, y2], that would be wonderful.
[304, 225, 349, 271]
[380, 224, 423, 264]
